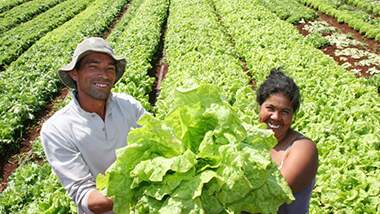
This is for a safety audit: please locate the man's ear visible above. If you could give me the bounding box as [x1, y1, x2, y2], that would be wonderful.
[68, 69, 78, 81]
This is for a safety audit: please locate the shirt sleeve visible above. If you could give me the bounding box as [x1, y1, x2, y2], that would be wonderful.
[40, 122, 96, 214]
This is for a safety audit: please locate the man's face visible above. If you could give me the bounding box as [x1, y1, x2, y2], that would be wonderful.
[69, 52, 116, 101]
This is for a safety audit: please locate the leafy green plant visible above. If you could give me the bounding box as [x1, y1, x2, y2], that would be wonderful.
[0, 162, 76, 213]
[98, 84, 293, 214]
[303, 32, 330, 48]
[0, 0, 31, 13]
[0, 0, 63, 34]
[345, 0, 380, 16]
[0, 0, 93, 70]
[109, 0, 169, 111]
[257, 0, 317, 24]
[299, 0, 380, 41]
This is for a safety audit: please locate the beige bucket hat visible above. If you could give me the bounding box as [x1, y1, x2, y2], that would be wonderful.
[58, 37, 126, 89]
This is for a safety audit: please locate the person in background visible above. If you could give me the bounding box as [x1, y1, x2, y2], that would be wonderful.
[40, 37, 146, 214]
[256, 68, 318, 214]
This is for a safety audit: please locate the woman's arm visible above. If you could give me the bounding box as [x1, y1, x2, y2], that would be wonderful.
[280, 139, 318, 193]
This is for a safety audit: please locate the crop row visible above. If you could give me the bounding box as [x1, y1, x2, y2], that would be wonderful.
[0, 0, 63, 34]
[109, 0, 169, 111]
[256, 0, 329, 48]
[299, 0, 380, 41]
[345, 0, 380, 16]
[0, 0, 94, 71]
[0, 139, 76, 213]
[257, 0, 316, 24]
[0, 0, 31, 14]
[157, 0, 258, 123]
[211, 0, 380, 212]
[0, 0, 129, 154]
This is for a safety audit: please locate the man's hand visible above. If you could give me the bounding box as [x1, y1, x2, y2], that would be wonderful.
[88, 189, 113, 214]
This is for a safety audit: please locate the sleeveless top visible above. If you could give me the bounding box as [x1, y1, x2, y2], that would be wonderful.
[277, 134, 316, 214]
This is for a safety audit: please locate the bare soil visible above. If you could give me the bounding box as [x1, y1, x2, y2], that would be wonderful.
[148, 4, 170, 107]
[296, 12, 380, 78]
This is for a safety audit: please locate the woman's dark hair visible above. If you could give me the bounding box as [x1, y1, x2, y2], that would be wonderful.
[256, 68, 301, 112]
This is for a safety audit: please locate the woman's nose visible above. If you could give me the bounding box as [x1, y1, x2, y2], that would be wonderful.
[270, 111, 279, 120]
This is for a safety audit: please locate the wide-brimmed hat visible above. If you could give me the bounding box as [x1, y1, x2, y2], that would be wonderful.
[58, 37, 126, 89]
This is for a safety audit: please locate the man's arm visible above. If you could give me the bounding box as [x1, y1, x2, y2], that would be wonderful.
[40, 122, 113, 213]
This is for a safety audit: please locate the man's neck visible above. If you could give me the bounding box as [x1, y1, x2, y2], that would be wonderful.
[76, 91, 108, 120]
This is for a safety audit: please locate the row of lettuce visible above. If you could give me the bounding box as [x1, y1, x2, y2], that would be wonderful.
[0, 0, 94, 71]
[0, 0, 63, 34]
[345, 0, 380, 16]
[264, 0, 380, 87]
[0, 0, 169, 211]
[257, 0, 317, 24]
[0, 0, 129, 154]
[0, 0, 31, 13]
[256, 0, 380, 43]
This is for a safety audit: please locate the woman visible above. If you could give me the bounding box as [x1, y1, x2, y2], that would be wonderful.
[256, 68, 318, 214]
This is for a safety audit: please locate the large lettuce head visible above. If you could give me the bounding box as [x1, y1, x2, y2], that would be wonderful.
[97, 83, 294, 214]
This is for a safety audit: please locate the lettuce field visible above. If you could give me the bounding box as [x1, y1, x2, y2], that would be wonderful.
[0, 0, 379, 213]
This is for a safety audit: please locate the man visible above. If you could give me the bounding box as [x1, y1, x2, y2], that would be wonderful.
[41, 37, 146, 213]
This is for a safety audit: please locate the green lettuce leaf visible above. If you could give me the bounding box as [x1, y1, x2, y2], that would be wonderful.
[97, 83, 293, 214]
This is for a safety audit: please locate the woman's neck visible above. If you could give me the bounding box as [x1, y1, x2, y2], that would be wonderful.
[277, 129, 294, 148]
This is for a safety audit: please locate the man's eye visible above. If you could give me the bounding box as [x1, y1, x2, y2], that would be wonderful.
[107, 67, 115, 72]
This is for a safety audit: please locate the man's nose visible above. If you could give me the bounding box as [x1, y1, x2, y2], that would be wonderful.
[97, 68, 111, 78]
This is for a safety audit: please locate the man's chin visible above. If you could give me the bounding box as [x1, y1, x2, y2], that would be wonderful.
[89, 90, 111, 100]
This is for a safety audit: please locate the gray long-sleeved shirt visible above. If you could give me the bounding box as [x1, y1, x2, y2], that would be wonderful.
[40, 92, 145, 214]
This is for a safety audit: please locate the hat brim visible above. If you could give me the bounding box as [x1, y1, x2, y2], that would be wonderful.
[58, 50, 126, 89]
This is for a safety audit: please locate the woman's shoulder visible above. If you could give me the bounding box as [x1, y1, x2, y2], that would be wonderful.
[291, 130, 315, 148]
[288, 130, 318, 162]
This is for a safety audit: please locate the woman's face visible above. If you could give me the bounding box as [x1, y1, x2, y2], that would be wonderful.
[259, 92, 294, 142]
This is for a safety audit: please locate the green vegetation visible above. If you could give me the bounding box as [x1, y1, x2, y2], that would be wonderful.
[211, 0, 380, 212]
[157, 0, 255, 123]
[0, 0, 63, 34]
[0, 0, 32, 14]
[1, 0, 379, 213]
[98, 84, 293, 213]
[346, 0, 380, 16]
[258, 0, 317, 24]
[300, 0, 380, 41]
[109, 0, 169, 110]
[0, 140, 76, 213]
[0, 0, 129, 156]
[0, 0, 93, 70]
